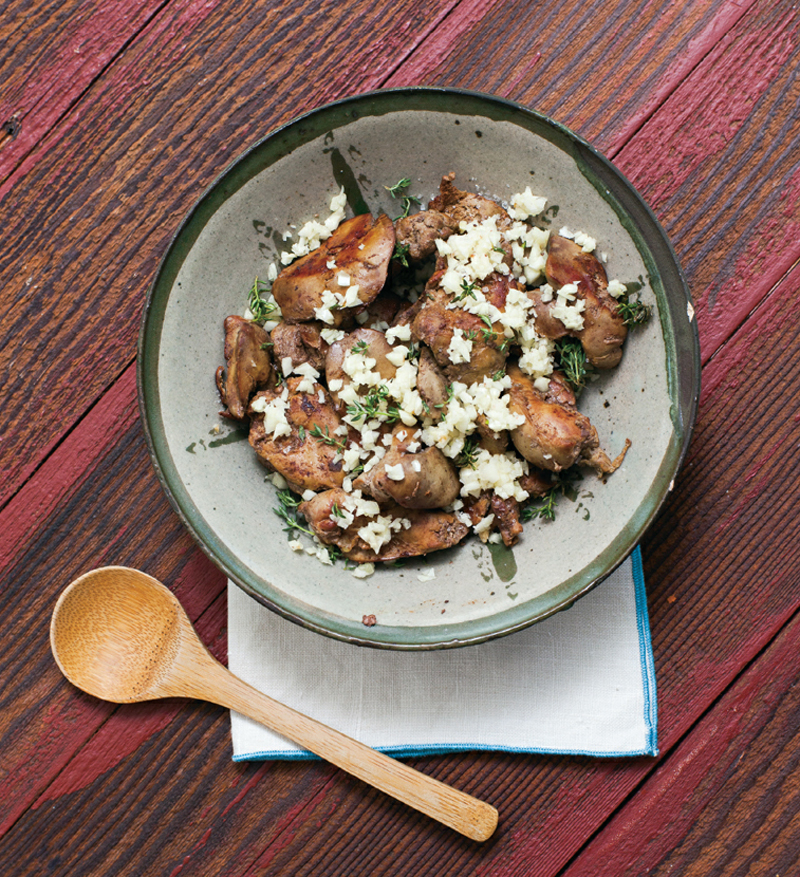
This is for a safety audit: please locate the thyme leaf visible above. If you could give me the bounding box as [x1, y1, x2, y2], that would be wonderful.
[521, 470, 583, 522]
[310, 425, 346, 452]
[392, 241, 411, 268]
[345, 385, 402, 425]
[274, 488, 315, 537]
[385, 177, 412, 197]
[455, 437, 480, 469]
[398, 195, 420, 219]
[454, 279, 478, 302]
[615, 276, 652, 329]
[554, 336, 594, 395]
[248, 277, 276, 323]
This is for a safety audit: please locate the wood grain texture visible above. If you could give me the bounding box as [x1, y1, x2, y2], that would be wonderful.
[0, 194, 797, 876]
[388, 0, 800, 365]
[615, 2, 800, 363]
[0, 0, 166, 182]
[386, 0, 757, 155]
[0, 411, 217, 836]
[1, 0, 799, 874]
[0, 0, 460, 511]
[563, 609, 800, 876]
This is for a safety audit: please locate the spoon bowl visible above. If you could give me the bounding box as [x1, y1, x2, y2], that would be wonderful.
[52, 566, 183, 703]
[50, 566, 498, 841]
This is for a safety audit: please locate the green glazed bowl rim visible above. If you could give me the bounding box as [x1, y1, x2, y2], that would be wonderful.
[138, 86, 701, 649]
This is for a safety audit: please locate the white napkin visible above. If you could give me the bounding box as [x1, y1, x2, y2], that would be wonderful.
[228, 547, 657, 759]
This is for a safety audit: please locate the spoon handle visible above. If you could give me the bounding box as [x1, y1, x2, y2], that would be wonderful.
[183, 654, 498, 841]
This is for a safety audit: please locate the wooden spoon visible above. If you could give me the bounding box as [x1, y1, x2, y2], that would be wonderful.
[50, 566, 498, 842]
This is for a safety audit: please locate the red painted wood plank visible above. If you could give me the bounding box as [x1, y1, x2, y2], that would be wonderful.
[0, 369, 225, 836]
[0, 0, 461, 512]
[614, 4, 800, 363]
[388, 0, 797, 369]
[0, 364, 137, 567]
[0, 0, 167, 182]
[385, 0, 758, 156]
[561, 609, 800, 876]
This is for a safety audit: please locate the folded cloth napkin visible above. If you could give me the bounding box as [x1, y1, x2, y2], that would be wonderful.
[228, 546, 657, 759]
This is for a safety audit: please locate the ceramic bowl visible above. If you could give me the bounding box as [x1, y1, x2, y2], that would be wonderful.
[138, 87, 700, 649]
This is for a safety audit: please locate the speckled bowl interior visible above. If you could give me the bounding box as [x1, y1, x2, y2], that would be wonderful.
[138, 87, 700, 649]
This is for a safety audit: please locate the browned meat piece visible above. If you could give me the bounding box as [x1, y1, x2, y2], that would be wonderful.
[355, 426, 460, 510]
[271, 213, 395, 325]
[298, 488, 469, 562]
[460, 491, 522, 546]
[395, 210, 456, 262]
[518, 467, 554, 497]
[543, 370, 578, 408]
[506, 362, 629, 476]
[429, 173, 511, 231]
[248, 378, 346, 492]
[357, 291, 405, 329]
[543, 235, 628, 369]
[526, 286, 570, 342]
[416, 345, 449, 420]
[390, 296, 423, 330]
[490, 493, 523, 547]
[411, 262, 509, 385]
[215, 315, 272, 420]
[270, 321, 329, 373]
[475, 417, 509, 454]
[462, 492, 491, 526]
[325, 328, 399, 408]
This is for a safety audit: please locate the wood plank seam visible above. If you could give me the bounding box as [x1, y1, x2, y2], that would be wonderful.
[0, 0, 463, 199]
[553, 599, 800, 876]
[601, 0, 759, 159]
[558, 600, 800, 876]
[0, 353, 136, 523]
[384, 0, 757, 161]
[0, 0, 175, 190]
[699, 251, 800, 383]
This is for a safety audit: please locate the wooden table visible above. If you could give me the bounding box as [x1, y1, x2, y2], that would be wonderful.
[2, 0, 799, 873]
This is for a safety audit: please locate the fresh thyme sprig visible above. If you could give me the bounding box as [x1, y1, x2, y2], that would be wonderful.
[399, 195, 420, 219]
[554, 336, 594, 395]
[616, 278, 652, 328]
[309, 424, 347, 452]
[385, 177, 411, 197]
[521, 470, 583, 522]
[522, 490, 559, 522]
[455, 437, 480, 470]
[392, 242, 411, 268]
[274, 488, 315, 537]
[346, 385, 401, 424]
[454, 279, 479, 302]
[248, 277, 277, 323]
[384, 177, 420, 219]
[477, 315, 512, 352]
